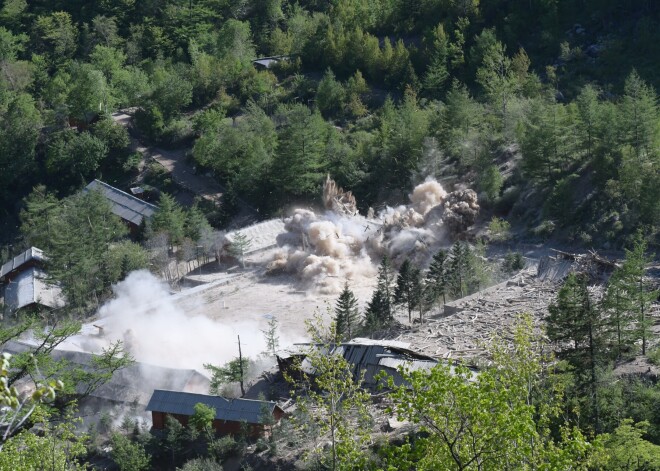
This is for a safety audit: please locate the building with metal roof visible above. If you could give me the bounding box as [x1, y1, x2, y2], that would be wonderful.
[0, 247, 64, 313]
[282, 339, 440, 388]
[251, 55, 291, 70]
[0, 247, 46, 280]
[85, 179, 158, 228]
[2, 267, 64, 312]
[146, 389, 284, 436]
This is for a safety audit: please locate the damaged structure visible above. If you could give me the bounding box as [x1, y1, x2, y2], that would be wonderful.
[277, 338, 441, 388]
[0, 247, 64, 314]
[146, 390, 284, 437]
[323, 175, 359, 217]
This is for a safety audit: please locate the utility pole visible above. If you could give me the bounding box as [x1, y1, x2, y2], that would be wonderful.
[237, 335, 245, 396]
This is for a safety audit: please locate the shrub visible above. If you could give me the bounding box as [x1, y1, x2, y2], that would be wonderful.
[488, 217, 511, 242]
[503, 251, 525, 273]
[209, 435, 239, 461]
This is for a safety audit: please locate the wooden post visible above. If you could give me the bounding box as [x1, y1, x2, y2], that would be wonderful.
[238, 335, 245, 397]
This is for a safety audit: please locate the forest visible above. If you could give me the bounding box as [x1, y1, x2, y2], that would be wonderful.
[0, 0, 659, 469]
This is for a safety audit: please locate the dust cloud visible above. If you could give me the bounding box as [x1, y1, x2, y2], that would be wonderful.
[268, 178, 479, 293]
[64, 271, 291, 373]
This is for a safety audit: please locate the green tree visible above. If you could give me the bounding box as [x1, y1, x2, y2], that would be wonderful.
[271, 103, 328, 205]
[479, 164, 503, 202]
[0, 406, 87, 470]
[45, 130, 109, 186]
[189, 403, 216, 439]
[149, 193, 186, 247]
[19, 185, 60, 250]
[476, 39, 515, 124]
[448, 241, 471, 298]
[364, 256, 395, 330]
[103, 241, 150, 284]
[46, 190, 127, 309]
[184, 204, 211, 242]
[334, 281, 359, 341]
[423, 23, 449, 97]
[575, 84, 601, 162]
[614, 232, 658, 355]
[204, 357, 251, 396]
[0, 93, 41, 204]
[316, 68, 345, 119]
[393, 259, 421, 324]
[261, 316, 280, 355]
[426, 249, 448, 305]
[228, 231, 252, 268]
[31, 12, 78, 67]
[488, 216, 511, 242]
[520, 98, 576, 183]
[67, 61, 110, 122]
[110, 433, 150, 471]
[620, 70, 658, 160]
[384, 316, 600, 470]
[193, 101, 276, 205]
[547, 272, 604, 431]
[290, 314, 373, 471]
[597, 419, 660, 470]
[89, 45, 126, 81]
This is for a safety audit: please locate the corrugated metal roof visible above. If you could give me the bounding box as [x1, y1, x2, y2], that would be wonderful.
[146, 390, 278, 424]
[85, 180, 158, 226]
[294, 342, 440, 386]
[3, 267, 64, 311]
[0, 247, 46, 279]
[253, 58, 279, 68]
[2, 342, 210, 405]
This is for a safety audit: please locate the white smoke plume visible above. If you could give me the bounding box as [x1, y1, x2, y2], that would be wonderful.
[268, 177, 479, 293]
[64, 271, 295, 373]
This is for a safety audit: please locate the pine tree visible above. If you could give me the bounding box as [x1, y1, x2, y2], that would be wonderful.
[621, 70, 658, 159]
[261, 316, 280, 355]
[547, 272, 604, 431]
[334, 281, 359, 341]
[364, 256, 395, 330]
[448, 242, 471, 299]
[426, 249, 449, 305]
[229, 231, 252, 268]
[150, 193, 186, 247]
[616, 232, 658, 355]
[423, 23, 449, 97]
[394, 259, 421, 324]
[601, 269, 636, 358]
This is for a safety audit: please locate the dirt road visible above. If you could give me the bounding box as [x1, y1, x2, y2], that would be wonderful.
[112, 111, 223, 203]
[112, 111, 259, 225]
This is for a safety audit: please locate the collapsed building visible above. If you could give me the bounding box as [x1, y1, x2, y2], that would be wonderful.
[276, 338, 448, 389]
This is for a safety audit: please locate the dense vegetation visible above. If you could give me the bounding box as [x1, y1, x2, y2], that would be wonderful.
[0, 0, 659, 469]
[0, 0, 658, 245]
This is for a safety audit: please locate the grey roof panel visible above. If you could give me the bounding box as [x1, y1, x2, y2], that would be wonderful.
[85, 180, 158, 226]
[1, 247, 46, 279]
[146, 390, 277, 424]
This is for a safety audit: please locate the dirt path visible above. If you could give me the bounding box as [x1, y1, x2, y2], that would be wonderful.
[112, 111, 259, 225]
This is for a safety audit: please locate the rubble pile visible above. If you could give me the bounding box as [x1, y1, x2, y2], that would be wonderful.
[391, 268, 566, 360]
[322, 175, 359, 217]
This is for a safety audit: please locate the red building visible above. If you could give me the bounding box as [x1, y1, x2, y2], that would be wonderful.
[146, 389, 284, 438]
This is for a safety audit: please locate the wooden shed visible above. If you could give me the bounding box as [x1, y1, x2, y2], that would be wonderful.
[146, 390, 284, 438]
